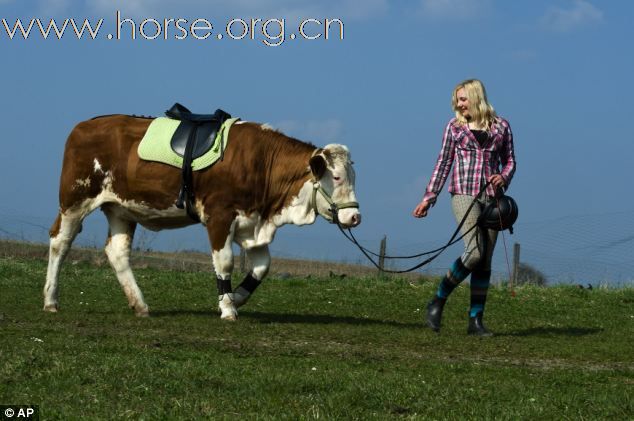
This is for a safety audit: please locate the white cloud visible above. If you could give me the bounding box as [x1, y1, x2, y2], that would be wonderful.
[274, 119, 344, 144]
[88, 0, 387, 21]
[418, 0, 492, 20]
[540, 0, 603, 32]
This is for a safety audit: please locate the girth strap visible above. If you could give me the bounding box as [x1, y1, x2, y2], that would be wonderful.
[175, 127, 199, 221]
[167, 104, 231, 222]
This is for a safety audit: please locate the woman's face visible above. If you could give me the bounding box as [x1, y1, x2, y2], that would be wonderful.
[456, 88, 470, 119]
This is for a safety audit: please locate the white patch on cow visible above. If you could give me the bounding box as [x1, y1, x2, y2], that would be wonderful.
[195, 199, 208, 225]
[44, 209, 85, 311]
[234, 211, 271, 249]
[107, 200, 190, 231]
[260, 123, 275, 131]
[93, 158, 103, 173]
[213, 219, 238, 321]
[233, 189, 317, 251]
[68, 173, 191, 232]
[103, 210, 148, 316]
[277, 180, 318, 226]
[74, 177, 91, 188]
[246, 246, 270, 281]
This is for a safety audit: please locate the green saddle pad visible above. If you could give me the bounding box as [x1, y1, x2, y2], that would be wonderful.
[138, 117, 239, 170]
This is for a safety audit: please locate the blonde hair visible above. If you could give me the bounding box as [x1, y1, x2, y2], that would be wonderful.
[451, 79, 497, 130]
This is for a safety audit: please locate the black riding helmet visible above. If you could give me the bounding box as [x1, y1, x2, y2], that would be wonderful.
[478, 195, 519, 233]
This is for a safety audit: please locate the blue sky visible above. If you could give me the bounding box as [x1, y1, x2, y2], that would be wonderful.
[1, 1, 632, 283]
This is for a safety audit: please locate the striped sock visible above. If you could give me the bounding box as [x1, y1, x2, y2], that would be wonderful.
[469, 268, 491, 317]
[436, 258, 472, 299]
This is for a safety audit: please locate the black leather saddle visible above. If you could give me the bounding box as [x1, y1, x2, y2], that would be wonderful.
[165, 103, 231, 221]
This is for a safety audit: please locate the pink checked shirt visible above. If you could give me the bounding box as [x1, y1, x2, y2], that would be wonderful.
[423, 117, 516, 205]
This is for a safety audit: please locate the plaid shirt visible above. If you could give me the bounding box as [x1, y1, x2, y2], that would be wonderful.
[423, 117, 516, 205]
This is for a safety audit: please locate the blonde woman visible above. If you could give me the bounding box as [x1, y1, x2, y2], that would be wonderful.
[413, 79, 516, 336]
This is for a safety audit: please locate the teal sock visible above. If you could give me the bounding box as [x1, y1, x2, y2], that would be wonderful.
[469, 268, 491, 317]
[436, 258, 471, 299]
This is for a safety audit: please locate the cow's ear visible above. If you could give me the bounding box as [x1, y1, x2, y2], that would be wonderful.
[309, 154, 327, 179]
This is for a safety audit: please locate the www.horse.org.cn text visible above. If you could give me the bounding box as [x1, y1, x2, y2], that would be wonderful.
[0, 11, 345, 47]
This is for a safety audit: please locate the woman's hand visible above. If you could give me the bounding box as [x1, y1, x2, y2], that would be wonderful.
[413, 200, 431, 218]
[489, 174, 506, 190]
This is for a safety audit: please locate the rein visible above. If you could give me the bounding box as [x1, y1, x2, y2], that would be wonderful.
[330, 182, 492, 274]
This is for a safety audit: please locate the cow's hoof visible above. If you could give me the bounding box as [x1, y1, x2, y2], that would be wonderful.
[43, 304, 59, 313]
[133, 305, 150, 317]
[218, 293, 237, 320]
[221, 313, 237, 321]
[135, 309, 150, 318]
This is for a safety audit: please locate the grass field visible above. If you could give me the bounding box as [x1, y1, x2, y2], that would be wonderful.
[0, 253, 632, 420]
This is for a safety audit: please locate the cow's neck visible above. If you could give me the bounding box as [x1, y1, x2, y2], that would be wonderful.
[256, 135, 317, 227]
[271, 178, 317, 227]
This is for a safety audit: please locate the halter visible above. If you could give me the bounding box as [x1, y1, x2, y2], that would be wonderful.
[311, 181, 359, 224]
[308, 149, 359, 224]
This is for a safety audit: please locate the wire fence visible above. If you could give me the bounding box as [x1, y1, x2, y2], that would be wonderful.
[0, 208, 632, 287]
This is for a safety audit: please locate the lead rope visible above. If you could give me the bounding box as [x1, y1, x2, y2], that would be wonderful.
[496, 197, 515, 297]
[333, 182, 491, 273]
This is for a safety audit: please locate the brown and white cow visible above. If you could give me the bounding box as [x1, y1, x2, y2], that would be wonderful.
[43, 115, 361, 320]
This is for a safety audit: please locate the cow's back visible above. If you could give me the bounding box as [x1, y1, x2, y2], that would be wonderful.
[58, 116, 315, 224]
[58, 115, 183, 212]
[193, 122, 316, 220]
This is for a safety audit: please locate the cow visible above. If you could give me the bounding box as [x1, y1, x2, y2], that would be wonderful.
[43, 114, 361, 320]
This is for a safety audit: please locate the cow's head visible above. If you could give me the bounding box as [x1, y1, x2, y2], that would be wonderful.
[309, 144, 361, 228]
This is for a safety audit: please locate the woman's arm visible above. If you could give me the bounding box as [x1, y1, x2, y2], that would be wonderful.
[499, 120, 516, 187]
[422, 122, 456, 206]
[414, 122, 456, 217]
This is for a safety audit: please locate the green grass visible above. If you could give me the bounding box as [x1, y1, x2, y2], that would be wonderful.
[0, 256, 632, 419]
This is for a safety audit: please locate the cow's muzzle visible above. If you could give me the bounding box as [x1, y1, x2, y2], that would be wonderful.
[311, 182, 360, 227]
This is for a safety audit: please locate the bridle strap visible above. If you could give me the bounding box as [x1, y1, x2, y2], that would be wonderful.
[311, 182, 359, 224]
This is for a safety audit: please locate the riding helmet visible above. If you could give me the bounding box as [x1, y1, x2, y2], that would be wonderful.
[478, 195, 519, 233]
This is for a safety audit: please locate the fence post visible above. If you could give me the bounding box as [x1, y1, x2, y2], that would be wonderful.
[512, 242, 520, 287]
[378, 235, 387, 275]
[239, 247, 246, 274]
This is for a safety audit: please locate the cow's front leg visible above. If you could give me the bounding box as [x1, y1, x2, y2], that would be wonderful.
[208, 218, 238, 321]
[234, 245, 270, 308]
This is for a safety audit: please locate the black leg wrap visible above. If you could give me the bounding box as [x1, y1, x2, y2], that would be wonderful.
[216, 278, 233, 295]
[237, 273, 262, 294]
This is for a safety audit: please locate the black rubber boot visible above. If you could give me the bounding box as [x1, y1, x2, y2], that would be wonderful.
[425, 296, 446, 332]
[467, 312, 493, 337]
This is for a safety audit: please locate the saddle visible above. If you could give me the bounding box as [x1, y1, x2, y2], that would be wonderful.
[165, 103, 231, 222]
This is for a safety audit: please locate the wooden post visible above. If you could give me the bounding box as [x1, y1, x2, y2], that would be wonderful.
[239, 248, 246, 274]
[511, 242, 520, 287]
[378, 235, 387, 275]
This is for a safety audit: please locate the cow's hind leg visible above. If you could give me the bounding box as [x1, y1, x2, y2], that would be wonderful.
[234, 245, 270, 308]
[103, 207, 148, 317]
[44, 211, 85, 312]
